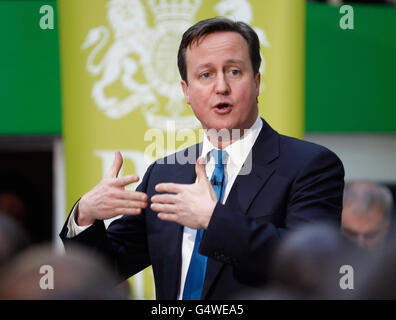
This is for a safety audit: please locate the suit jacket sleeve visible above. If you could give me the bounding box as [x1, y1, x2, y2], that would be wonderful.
[59, 162, 156, 282]
[199, 147, 345, 285]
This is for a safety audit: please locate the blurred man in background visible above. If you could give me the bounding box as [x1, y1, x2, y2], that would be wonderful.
[0, 243, 126, 300]
[341, 181, 393, 251]
[0, 212, 29, 266]
[0, 191, 28, 234]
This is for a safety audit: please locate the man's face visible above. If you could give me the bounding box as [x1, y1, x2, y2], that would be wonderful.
[341, 205, 390, 250]
[181, 31, 260, 133]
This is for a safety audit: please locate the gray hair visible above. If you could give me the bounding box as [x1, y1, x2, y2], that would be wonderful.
[343, 181, 394, 221]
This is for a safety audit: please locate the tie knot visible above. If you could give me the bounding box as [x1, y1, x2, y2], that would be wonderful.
[211, 149, 227, 168]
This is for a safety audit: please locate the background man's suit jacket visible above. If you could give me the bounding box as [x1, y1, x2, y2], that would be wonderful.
[60, 118, 345, 299]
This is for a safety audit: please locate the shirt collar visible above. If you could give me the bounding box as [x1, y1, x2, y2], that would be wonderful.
[201, 115, 263, 169]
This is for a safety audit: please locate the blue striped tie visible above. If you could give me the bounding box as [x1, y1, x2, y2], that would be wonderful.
[183, 149, 226, 300]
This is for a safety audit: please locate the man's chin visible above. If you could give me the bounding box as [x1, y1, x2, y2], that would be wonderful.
[204, 123, 245, 143]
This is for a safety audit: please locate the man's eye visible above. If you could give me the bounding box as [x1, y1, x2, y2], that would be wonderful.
[230, 69, 241, 76]
[364, 231, 380, 240]
[342, 228, 358, 238]
[200, 72, 211, 79]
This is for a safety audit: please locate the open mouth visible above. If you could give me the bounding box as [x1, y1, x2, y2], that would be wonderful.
[214, 103, 232, 114]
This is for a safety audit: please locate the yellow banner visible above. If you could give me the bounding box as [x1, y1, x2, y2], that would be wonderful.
[58, 0, 305, 299]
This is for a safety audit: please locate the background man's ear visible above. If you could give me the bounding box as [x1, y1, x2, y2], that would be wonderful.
[181, 80, 190, 105]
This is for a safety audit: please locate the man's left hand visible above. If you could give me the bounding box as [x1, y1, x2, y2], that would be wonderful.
[150, 157, 218, 229]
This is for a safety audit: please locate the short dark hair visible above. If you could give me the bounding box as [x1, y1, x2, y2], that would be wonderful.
[177, 17, 261, 83]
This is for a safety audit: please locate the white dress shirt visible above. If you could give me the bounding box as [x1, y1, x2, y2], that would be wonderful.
[66, 115, 263, 299]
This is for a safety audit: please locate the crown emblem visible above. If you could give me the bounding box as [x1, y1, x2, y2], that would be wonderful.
[148, 0, 201, 24]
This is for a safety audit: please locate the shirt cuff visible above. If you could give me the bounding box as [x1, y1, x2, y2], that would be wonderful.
[66, 202, 92, 238]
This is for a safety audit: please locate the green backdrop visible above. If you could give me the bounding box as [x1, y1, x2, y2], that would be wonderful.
[0, 0, 61, 135]
[306, 3, 396, 132]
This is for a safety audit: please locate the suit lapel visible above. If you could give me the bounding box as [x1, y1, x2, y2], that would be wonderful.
[234, 119, 279, 214]
[202, 119, 280, 299]
[163, 144, 200, 299]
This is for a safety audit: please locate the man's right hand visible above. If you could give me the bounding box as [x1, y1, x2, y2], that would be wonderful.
[76, 151, 148, 226]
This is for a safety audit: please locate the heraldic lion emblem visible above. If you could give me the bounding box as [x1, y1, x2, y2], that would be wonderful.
[82, 0, 269, 130]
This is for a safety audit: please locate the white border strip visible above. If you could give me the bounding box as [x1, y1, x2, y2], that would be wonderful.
[53, 138, 66, 253]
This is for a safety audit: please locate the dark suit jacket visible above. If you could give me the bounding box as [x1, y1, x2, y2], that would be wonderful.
[60, 118, 345, 300]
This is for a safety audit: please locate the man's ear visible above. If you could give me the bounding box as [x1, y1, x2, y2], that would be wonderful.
[254, 72, 261, 97]
[181, 80, 190, 105]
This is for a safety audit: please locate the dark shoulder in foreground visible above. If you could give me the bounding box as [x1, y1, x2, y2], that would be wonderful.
[279, 133, 340, 160]
[276, 133, 345, 177]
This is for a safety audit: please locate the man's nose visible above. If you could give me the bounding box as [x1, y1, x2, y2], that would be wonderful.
[215, 74, 230, 95]
[356, 235, 369, 249]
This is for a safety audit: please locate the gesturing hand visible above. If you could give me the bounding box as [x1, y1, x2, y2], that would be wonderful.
[150, 157, 219, 230]
[76, 151, 148, 226]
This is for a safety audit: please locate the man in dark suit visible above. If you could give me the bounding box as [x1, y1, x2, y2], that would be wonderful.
[60, 17, 344, 300]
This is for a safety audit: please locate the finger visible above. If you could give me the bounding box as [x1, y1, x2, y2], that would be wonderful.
[150, 203, 177, 213]
[105, 151, 123, 178]
[118, 190, 148, 202]
[114, 207, 143, 215]
[157, 212, 179, 223]
[114, 174, 140, 187]
[151, 193, 179, 204]
[111, 199, 148, 209]
[155, 183, 183, 194]
[195, 157, 208, 183]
